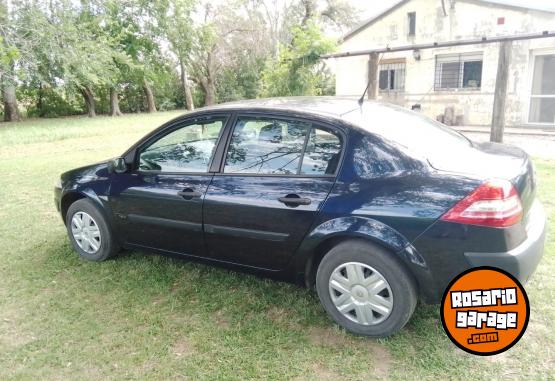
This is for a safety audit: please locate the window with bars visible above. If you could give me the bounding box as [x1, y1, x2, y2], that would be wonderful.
[434, 52, 483, 90]
[378, 62, 406, 92]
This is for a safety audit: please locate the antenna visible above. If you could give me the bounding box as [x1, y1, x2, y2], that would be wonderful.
[358, 81, 371, 106]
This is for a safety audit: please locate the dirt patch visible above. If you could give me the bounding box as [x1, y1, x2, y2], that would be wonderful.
[307, 326, 350, 347]
[265, 306, 302, 330]
[293, 363, 342, 381]
[171, 337, 195, 358]
[214, 309, 231, 329]
[0, 308, 36, 351]
[366, 341, 393, 380]
[170, 281, 182, 294]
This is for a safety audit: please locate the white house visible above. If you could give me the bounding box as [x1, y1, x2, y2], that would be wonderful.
[334, 0, 555, 127]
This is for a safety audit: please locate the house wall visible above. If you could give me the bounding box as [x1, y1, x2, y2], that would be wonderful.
[335, 0, 555, 126]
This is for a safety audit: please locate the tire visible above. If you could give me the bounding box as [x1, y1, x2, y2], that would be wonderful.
[65, 198, 118, 262]
[316, 240, 417, 337]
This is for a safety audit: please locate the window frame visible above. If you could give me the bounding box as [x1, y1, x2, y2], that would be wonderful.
[216, 112, 346, 178]
[378, 61, 406, 92]
[407, 12, 416, 37]
[434, 52, 483, 91]
[133, 113, 231, 175]
[527, 51, 555, 125]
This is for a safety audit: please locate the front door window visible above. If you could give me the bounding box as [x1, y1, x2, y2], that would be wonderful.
[139, 118, 226, 172]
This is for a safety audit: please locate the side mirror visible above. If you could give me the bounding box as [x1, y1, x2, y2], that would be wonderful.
[111, 157, 128, 174]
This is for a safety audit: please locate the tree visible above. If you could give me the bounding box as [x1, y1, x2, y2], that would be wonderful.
[0, 1, 21, 121]
[261, 20, 335, 97]
[152, 0, 196, 111]
[103, 0, 161, 115]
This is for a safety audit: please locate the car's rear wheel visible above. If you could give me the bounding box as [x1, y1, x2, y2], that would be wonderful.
[66, 198, 118, 261]
[316, 240, 417, 337]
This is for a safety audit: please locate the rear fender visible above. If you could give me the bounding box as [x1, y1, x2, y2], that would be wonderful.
[295, 216, 436, 301]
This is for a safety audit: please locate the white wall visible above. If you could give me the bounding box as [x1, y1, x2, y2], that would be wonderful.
[335, 0, 555, 126]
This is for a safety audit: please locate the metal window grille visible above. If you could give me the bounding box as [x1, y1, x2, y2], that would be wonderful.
[378, 62, 406, 92]
[434, 52, 483, 90]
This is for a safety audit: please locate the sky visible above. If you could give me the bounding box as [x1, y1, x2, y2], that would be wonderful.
[350, 0, 400, 21]
[351, 0, 555, 23]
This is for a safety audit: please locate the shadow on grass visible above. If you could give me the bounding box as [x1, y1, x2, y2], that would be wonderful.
[38, 236, 326, 328]
[6, 234, 482, 380]
[38, 236, 448, 342]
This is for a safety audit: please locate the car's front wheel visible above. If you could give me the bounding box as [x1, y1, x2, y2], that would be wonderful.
[66, 198, 118, 261]
[316, 240, 417, 337]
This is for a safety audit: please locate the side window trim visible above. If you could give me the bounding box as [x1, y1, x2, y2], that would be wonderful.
[296, 128, 312, 175]
[300, 125, 344, 176]
[217, 112, 345, 178]
[134, 113, 231, 175]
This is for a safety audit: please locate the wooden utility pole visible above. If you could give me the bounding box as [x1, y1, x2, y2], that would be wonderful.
[367, 52, 380, 100]
[490, 40, 512, 143]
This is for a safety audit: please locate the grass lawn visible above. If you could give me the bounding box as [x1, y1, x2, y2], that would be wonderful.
[0, 111, 553, 380]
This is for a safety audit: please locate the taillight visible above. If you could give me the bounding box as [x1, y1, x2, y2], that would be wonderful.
[440, 179, 523, 228]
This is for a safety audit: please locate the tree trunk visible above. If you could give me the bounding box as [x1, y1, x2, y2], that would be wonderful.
[202, 52, 216, 107]
[301, 0, 315, 27]
[80, 86, 96, 117]
[201, 79, 216, 107]
[179, 59, 194, 111]
[37, 83, 44, 117]
[142, 79, 157, 113]
[2, 83, 21, 122]
[109, 87, 123, 116]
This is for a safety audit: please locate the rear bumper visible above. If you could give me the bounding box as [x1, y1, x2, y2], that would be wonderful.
[464, 200, 547, 284]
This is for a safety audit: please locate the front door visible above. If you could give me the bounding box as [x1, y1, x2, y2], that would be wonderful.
[203, 115, 343, 270]
[110, 115, 228, 255]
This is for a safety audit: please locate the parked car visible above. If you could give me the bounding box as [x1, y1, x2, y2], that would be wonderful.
[54, 97, 546, 337]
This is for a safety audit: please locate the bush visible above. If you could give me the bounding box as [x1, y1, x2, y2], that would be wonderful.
[21, 86, 83, 118]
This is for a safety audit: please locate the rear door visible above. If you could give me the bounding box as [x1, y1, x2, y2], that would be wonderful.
[202, 114, 344, 270]
[110, 114, 228, 255]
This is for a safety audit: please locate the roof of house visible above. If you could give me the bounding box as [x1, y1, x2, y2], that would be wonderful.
[342, 0, 555, 42]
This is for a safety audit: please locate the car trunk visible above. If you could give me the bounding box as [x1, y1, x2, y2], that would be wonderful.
[428, 141, 537, 224]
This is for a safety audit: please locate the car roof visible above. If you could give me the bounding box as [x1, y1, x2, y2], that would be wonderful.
[198, 96, 363, 119]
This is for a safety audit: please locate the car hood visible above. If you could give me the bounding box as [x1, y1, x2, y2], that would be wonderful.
[61, 161, 110, 184]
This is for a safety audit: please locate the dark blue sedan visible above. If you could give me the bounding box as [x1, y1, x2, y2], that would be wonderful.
[54, 97, 546, 337]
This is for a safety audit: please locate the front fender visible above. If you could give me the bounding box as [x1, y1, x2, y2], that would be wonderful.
[60, 186, 113, 226]
[295, 216, 437, 302]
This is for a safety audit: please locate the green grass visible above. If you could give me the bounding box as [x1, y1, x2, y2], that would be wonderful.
[0, 112, 553, 380]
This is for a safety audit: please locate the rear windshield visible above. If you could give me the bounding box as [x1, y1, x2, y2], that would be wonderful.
[342, 103, 470, 160]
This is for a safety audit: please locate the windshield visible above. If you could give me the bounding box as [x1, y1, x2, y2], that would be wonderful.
[342, 103, 471, 161]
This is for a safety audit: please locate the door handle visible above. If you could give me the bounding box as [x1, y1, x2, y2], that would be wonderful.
[177, 188, 202, 199]
[278, 195, 311, 206]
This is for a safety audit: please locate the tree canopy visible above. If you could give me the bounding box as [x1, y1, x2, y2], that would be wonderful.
[0, 0, 358, 122]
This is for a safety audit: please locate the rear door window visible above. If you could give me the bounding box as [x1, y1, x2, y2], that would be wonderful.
[300, 128, 342, 175]
[223, 116, 342, 176]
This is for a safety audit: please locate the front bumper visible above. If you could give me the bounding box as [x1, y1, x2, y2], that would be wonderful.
[54, 186, 62, 213]
[464, 200, 547, 284]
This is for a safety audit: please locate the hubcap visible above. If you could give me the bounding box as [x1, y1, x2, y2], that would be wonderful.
[71, 212, 101, 254]
[328, 262, 393, 326]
